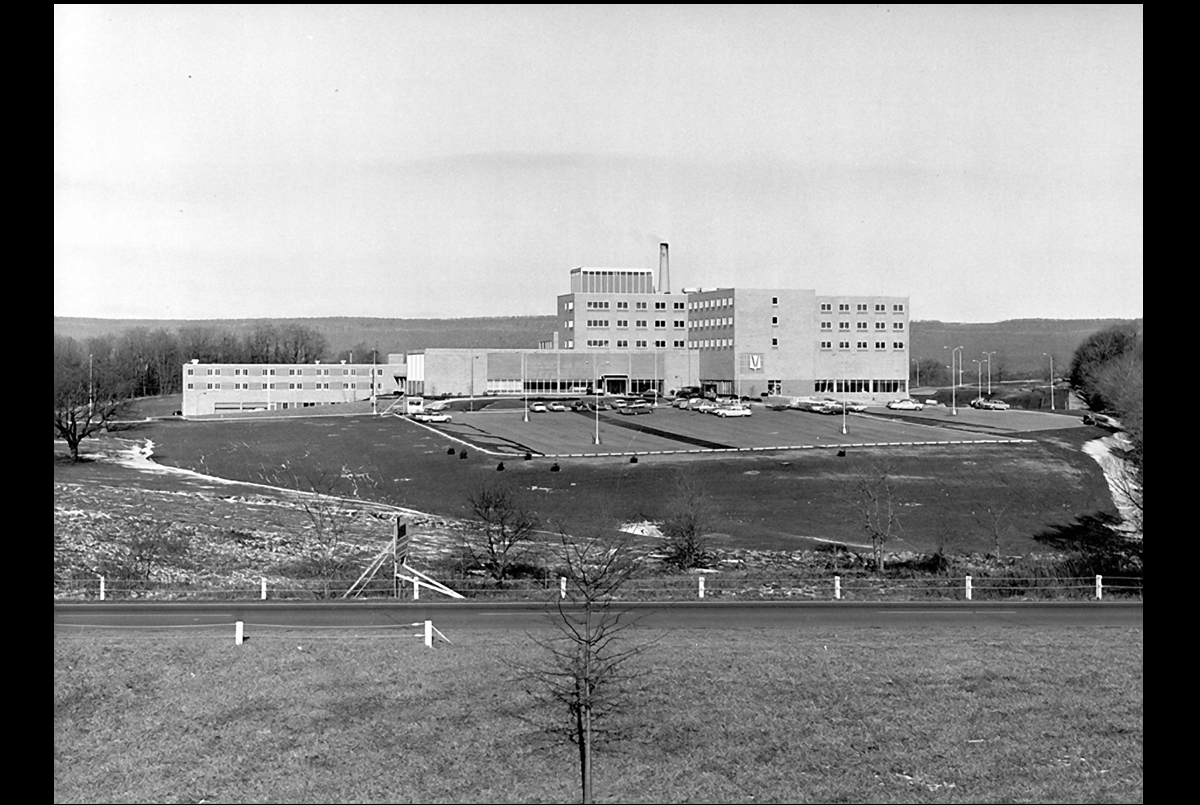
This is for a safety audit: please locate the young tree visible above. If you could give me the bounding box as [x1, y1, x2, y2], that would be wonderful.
[53, 335, 130, 462]
[515, 532, 652, 804]
[464, 481, 541, 584]
[659, 470, 714, 570]
[849, 463, 903, 572]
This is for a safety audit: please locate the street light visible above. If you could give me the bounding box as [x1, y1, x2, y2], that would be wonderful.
[971, 359, 983, 403]
[1043, 353, 1055, 411]
[945, 346, 964, 415]
[983, 352, 996, 395]
[841, 352, 848, 435]
[522, 352, 528, 422]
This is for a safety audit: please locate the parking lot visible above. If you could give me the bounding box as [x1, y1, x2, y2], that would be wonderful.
[421, 401, 1086, 457]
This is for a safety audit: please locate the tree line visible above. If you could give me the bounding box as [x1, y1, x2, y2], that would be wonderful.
[53, 324, 386, 399]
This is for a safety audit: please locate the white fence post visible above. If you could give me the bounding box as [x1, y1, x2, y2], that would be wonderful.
[560, 576, 567, 599]
[261, 578, 267, 600]
[424, 620, 433, 648]
[413, 577, 419, 600]
[98, 575, 105, 601]
[698, 576, 705, 599]
[235, 621, 244, 645]
[1096, 575, 1103, 600]
[965, 575, 973, 601]
[834, 575, 841, 600]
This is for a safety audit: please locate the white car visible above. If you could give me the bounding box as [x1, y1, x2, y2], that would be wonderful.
[715, 405, 751, 417]
[413, 411, 452, 423]
[886, 398, 924, 411]
[547, 402, 567, 412]
[529, 402, 548, 413]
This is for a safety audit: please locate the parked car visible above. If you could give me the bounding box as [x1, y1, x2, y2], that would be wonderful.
[845, 401, 869, 413]
[611, 399, 628, 409]
[715, 405, 752, 418]
[694, 400, 719, 414]
[814, 401, 844, 415]
[529, 402, 548, 413]
[1083, 412, 1124, 431]
[674, 398, 691, 409]
[619, 401, 653, 415]
[547, 402, 567, 412]
[413, 411, 452, 423]
[886, 398, 924, 411]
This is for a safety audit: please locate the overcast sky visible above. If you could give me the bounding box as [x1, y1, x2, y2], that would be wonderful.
[54, 5, 1142, 323]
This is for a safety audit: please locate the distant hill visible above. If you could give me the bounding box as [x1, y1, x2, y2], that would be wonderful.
[55, 315, 1140, 380]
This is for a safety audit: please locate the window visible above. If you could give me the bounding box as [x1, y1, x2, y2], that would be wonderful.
[820, 341, 832, 349]
[586, 319, 609, 328]
[655, 340, 666, 348]
[875, 304, 886, 312]
[565, 340, 574, 349]
[617, 301, 628, 310]
[772, 296, 779, 305]
[234, 368, 244, 376]
[821, 321, 832, 330]
[839, 304, 850, 312]
[206, 383, 214, 389]
[820, 303, 832, 312]
[617, 340, 628, 348]
[857, 322, 867, 330]
[838, 341, 850, 349]
[186, 383, 193, 389]
[894, 304, 905, 312]
[673, 301, 685, 310]
[348, 383, 356, 389]
[636, 302, 647, 310]
[635, 340, 647, 348]
[893, 322, 905, 330]
[893, 341, 905, 350]
[289, 383, 298, 389]
[768, 379, 782, 394]
[839, 322, 850, 330]
[319, 368, 329, 376]
[289, 369, 298, 376]
[857, 303, 868, 312]
[655, 302, 666, 310]
[616, 319, 628, 328]
[771, 316, 779, 325]
[206, 368, 214, 376]
[565, 320, 574, 329]
[586, 301, 610, 310]
[566, 301, 574, 311]
[586, 339, 610, 347]
[673, 340, 685, 348]
[318, 382, 330, 389]
[636, 319, 647, 328]
[674, 320, 685, 328]
[857, 341, 867, 349]
[876, 342, 886, 349]
[875, 322, 886, 330]
[771, 338, 778, 347]
[655, 320, 666, 328]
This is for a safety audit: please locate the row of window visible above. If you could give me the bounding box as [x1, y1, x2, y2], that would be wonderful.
[570, 300, 687, 311]
[819, 341, 906, 350]
[814, 379, 905, 393]
[187, 382, 383, 391]
[821, 321, 905, 331]
[819, 303, 906, 313]
[582, 319, 685, 329]
[189, 367, 385, 376]
[579, 340, 687, 349]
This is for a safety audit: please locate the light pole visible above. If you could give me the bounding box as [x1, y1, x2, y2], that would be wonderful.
[522, 352, 528, 422]
[841, 352, 848, 435]
[946, 346, 963, 415]
[983, 352, 996, 395]
[1043, 353, 1055, 411]
[972, 359, 983, 403]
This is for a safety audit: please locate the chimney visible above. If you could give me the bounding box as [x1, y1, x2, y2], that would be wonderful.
[659, 243, 670, 294]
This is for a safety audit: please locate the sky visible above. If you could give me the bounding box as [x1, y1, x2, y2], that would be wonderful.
[54, 5, 1143, 323]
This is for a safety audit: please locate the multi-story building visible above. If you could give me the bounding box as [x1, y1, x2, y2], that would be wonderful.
[180, 243, 910, 415]
[181, 360, 405, 416]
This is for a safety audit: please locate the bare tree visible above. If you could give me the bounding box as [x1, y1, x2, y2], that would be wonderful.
[659, 470, 714, 570]
[54, 335, 129, 462]
[464, 481, 541, 585]
[514, 532, 653, 804]
[849, 463, 903, 572]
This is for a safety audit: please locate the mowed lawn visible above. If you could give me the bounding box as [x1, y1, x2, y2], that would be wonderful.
[54, 626, 1143, 804]
[129, 411, 1115, 554]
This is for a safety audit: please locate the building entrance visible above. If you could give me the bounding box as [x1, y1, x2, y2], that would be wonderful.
[600, 374, 629, 395]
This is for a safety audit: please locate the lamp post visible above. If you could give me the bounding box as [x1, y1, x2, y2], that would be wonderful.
[522, 352, 528, 422]
[972, 359, 983, 403]
[1043, 353, 1055, 411]
[841, 352, 848, 435]
[946, 346, 964, 415]
[983, 351, 996, 395]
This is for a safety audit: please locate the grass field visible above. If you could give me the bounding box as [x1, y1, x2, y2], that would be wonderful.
[116, 411, 1117, 556]
[54, 626, 1143, 804]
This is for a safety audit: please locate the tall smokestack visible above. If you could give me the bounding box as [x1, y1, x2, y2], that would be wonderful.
[659, 243, 670, 294]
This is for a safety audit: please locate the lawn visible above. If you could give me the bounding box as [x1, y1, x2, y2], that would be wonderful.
[118, 413, 1117, 555]
[54, 626, 1143, 804]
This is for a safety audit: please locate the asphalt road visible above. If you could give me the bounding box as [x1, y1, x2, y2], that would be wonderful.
[55, 600, 1142, 634]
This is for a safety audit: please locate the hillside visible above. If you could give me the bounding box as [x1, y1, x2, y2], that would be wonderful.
[55, 315, 1141, 380]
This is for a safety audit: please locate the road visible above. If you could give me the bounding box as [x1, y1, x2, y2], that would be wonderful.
[55, 600, 1142, 634]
